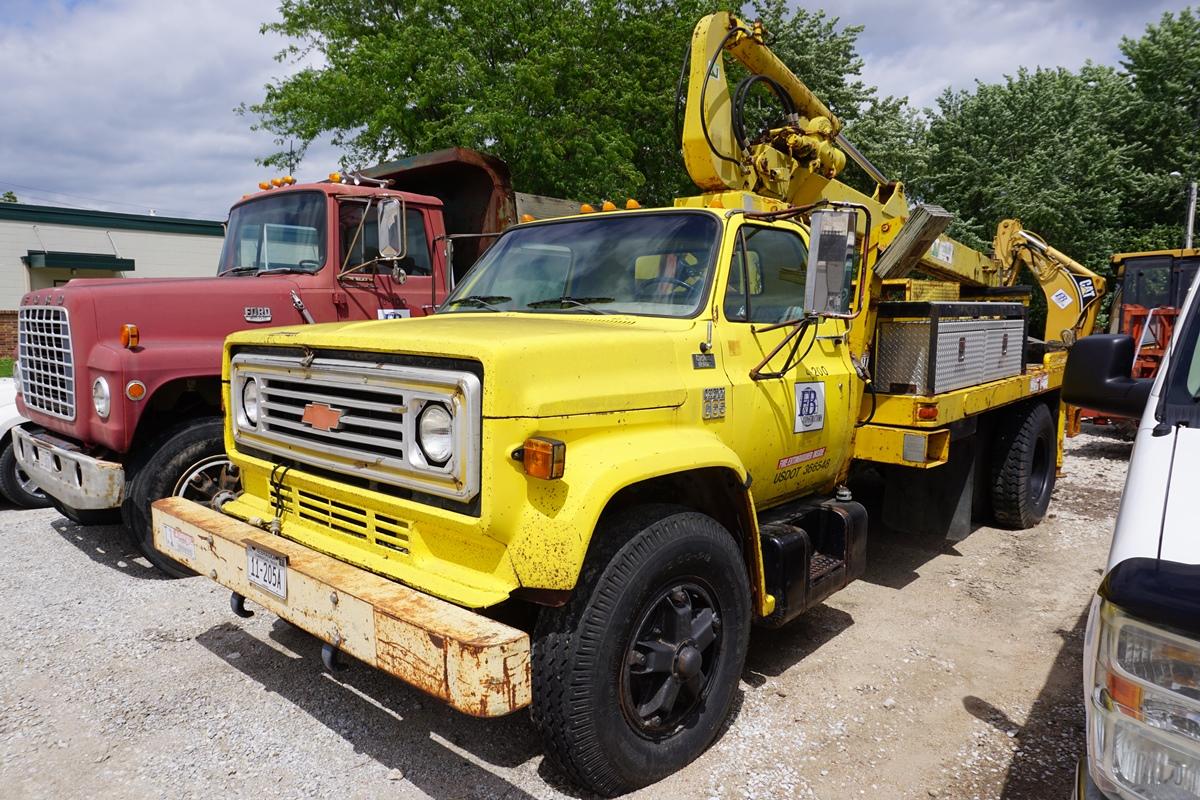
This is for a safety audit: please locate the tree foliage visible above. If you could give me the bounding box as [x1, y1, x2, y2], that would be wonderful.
[248, 2, 1200, 273]
[0, 191, 16, 204]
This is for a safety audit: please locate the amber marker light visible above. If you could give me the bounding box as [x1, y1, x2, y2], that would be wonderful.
[283, 176, 296, 185]
[120, 323, 140, 349]
[520, 213, 536, 223]
[125, 380, 147, 401]
[601, 200, 617, 211]
[917, 404, 938, 420]
[625, 198, 641, 209]
[580, 203, 595, 213]
[328, 172, 342, 183]
[515, 437, 566, 479]
[258, 181, 271, 190]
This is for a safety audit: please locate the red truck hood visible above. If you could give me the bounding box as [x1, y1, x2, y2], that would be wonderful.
[18, 274, 314, 451]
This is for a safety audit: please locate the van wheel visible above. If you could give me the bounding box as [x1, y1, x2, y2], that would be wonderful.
[531, 506, 750, 796]
[991, 402, 1056, 529]
[0, 436, 50, 509]
[123, 418, 234, 578]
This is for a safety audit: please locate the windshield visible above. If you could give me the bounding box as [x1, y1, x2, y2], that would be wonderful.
[219, 191, 326, 275]
[440, 212, 720, 318]
[1122, 256, 1173, 308]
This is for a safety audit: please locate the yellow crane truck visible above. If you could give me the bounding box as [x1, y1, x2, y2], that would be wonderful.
[151, 12, 1102, 795]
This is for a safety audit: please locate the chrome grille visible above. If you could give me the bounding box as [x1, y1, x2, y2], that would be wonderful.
[231, 352, 481, 502]
[18, 306, 75, 420]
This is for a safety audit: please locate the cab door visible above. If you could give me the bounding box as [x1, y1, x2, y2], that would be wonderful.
[715, 220, 856, 505]
[334, 202, 439, 320]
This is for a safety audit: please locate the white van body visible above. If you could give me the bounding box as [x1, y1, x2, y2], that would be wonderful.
[1074, 271, 1200, 799]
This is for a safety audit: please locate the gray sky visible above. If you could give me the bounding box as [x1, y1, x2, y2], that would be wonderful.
[0, 0, 1188, 221]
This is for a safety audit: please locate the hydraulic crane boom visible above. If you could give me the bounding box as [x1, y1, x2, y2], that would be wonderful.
[679, 10, 1104, 346]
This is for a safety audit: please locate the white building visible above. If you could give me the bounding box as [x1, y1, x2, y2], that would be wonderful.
[0, 202, 224, 349]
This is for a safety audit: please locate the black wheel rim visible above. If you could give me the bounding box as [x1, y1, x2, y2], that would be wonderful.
[620, 581, 723, 739]
[1030, 436, 1050, 502]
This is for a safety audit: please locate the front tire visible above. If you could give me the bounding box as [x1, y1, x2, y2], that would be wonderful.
[990, 402, 1057, 529]
[0, 436, 51, 509]
[123, 418, 235, 578]
[531, 505, 751, 796]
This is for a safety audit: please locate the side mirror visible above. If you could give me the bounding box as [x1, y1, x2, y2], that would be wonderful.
[1062, 334, 1153, 418]
[804, 210, 859, 315]
[377, 198, 406, 260]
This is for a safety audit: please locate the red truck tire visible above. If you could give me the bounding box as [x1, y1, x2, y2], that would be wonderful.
[123, 417, 233, 577]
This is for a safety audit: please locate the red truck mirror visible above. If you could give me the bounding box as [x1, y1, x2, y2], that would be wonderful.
[378, 198, 407, 261]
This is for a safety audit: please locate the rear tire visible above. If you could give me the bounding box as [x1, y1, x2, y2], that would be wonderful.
[123, 418, 234, 578]
[0, 436, 51, 509]
[990, 402, 1057, 529]
[531, 505, 751, 796]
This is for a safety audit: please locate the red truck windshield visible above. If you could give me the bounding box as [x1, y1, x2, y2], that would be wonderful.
[219, 191, 327, 276]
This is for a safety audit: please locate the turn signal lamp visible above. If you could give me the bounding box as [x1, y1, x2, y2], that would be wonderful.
[625, 199, 641, 209]
[580, 203, 595, 213]
[517, 437, 566, 479]
[120, 323, 140, 349]
[125, 380, 147, 401]
[601, 200, 617, 211]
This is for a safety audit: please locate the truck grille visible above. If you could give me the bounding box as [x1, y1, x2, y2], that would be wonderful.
[270, 483, 413, 559]
[17, 306, 75, 420]
[231, 351, 481, 502]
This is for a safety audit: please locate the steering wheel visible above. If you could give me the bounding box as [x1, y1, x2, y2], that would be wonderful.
[636, 277, 697, 301]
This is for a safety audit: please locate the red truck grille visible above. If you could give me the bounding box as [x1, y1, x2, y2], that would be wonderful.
[17, 306, 75, 421]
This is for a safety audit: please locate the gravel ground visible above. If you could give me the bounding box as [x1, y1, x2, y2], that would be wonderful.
[0, 428, 1129, 799]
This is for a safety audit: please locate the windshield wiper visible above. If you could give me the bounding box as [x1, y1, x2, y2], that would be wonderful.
[222, 266, 259, 276]
[255, 266, 309, 276]
[526, 296, 614, 314]
[442, 295, 511, 312]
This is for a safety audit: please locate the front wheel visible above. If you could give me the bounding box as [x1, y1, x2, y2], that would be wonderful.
[531, 506, 751, 796]
[123, 418, 236, 578]
[0, 436, 51, 509]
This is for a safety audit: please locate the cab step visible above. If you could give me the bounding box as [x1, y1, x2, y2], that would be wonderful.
[757, 498, 867, 629]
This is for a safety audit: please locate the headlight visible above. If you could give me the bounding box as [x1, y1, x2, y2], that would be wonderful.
[241, 378, 261, 427]
[1086, 599, 1200, 798]
[416, 403, 453, 465]
[92, 377, 111, 419]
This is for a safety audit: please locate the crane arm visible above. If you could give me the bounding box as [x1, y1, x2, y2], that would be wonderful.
[993, 219, 1106, 344]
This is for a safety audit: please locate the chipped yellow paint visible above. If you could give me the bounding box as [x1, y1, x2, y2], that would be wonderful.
[853, 424, 950, 468]
[151, 497, 531, 717]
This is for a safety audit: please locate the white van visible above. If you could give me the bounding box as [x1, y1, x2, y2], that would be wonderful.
[1065, 271, 1200, 799]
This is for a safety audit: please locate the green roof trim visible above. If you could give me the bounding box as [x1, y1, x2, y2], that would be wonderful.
[0, 202, 222, 237]
[24, 250, 135, 271]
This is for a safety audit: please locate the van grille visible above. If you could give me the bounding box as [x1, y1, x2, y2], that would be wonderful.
[17, 306, 75, 420]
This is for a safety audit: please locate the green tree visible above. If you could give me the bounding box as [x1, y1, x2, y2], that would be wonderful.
[248, 0, 881, 205]
[1, 191, 16, 203]
[1120, 7, 1200, 246]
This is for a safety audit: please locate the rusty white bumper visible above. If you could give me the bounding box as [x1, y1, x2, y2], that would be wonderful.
[151, 497, 531, 718]
[13, 425, 125, 510]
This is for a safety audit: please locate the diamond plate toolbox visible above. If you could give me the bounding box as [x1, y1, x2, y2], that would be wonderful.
[873, 301, 1027, 395]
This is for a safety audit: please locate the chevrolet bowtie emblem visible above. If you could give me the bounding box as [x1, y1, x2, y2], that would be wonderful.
[301, 402, 344, 432]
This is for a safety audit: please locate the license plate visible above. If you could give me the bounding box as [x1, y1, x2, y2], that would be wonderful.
[246, 545, 288, 599]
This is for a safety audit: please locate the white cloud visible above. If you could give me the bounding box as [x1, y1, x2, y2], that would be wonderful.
[801, 0, 1185, 109]
[0, 0, 339, 220]
[0, 1, 1187, 220]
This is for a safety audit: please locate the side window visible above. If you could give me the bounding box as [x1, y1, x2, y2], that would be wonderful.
[339, 205, 433, 276]
[723, 226, 808, 323]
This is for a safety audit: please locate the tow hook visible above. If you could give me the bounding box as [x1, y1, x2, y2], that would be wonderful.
[230, 592, 254, 618]
[322, 636, 348, 672]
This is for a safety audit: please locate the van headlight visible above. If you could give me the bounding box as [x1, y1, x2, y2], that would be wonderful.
[92, 377, 111, 419]
[1085, 598, 1200, 798]
[416, 403, 453, 465]
[241, 377, 261, 427]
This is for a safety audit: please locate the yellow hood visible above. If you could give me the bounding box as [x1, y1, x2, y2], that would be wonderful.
[230, 313, 698, 418]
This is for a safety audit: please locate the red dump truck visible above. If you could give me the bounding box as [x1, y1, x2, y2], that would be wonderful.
[13, 148, 573, 575]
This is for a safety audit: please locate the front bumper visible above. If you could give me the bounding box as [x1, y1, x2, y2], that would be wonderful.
[12, 426, 125, 510]
[151, 497, 532, 718]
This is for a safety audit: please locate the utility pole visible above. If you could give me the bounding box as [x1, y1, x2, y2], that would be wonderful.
[1187, 179, 1197, 250]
